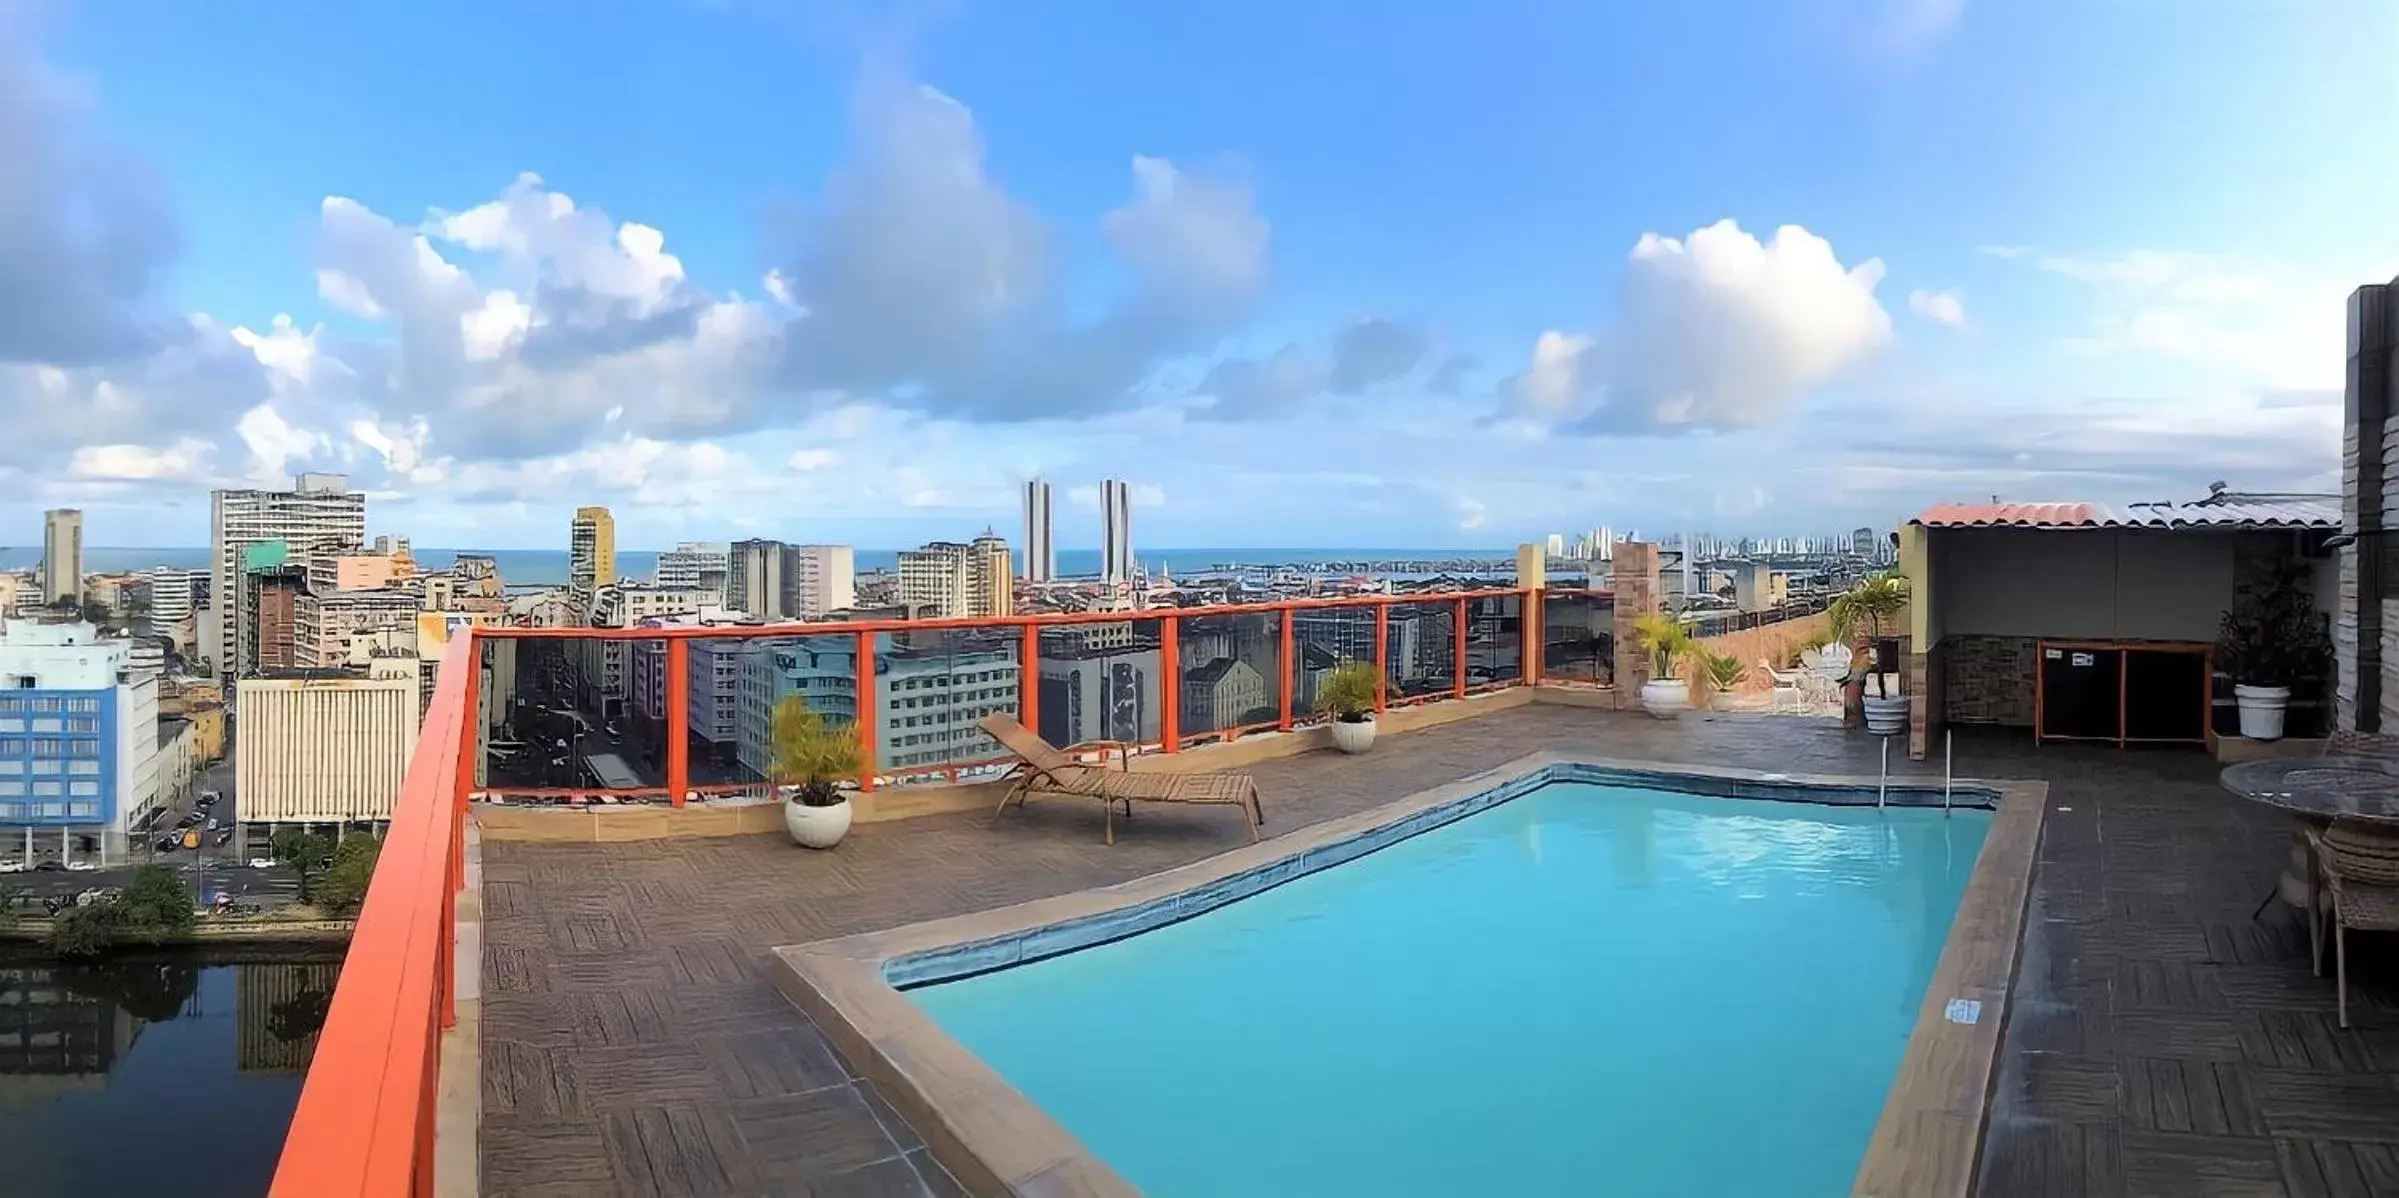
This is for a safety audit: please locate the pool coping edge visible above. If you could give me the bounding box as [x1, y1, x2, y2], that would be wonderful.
[769, 751, 2044, 1198]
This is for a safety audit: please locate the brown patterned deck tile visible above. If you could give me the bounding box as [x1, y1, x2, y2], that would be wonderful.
[600, 1103, 761, 1197]
[2247, 1011, 2386, 1074]
[2126, 1057, 2268, 1137]
[726, 1087, 904, 1179]
[550, 951, 673, 993]
[483, 1039, 587, 1118]
[2275, 1139, 2399, 1198]
[2123, 1128, 2289, 1197]
[568, 987, 677, 1048]
[802, 1155, 944, 1198]
[2113, 1008, 2263, 1063]
[666, 938, 757, 987]
[2249, 1069, 2399, 1142]
[575, 1043, 722, 1109]
[477, 1114, 616, 1194]
[481, 993, 577, 1048]
[485, 943, 550, 995]
[2018, 1053, 2124, 1121]
[697, 1025, 852, 1101]
[666, 978, 818, 1036]
[1977, 1119, 2125, 1197]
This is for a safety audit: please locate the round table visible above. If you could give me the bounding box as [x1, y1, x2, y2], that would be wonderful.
[2220, 756, 2399, 824]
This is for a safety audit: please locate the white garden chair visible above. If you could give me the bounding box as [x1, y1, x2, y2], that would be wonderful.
[1761, 659, 1806, 714]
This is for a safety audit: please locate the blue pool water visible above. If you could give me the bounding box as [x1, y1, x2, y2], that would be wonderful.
[909, 780, 1990, 1197]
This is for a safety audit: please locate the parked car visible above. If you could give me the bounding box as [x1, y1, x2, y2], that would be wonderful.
[155, 837, 180, 853]
[214, 830, 233, 847]
[247, 857, 275, 869]
[33, 860, 62, 872]
[64, 861, 95, 872]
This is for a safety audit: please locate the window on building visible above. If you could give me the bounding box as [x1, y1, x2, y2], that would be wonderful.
[32, 760, 59, 776]
[0, 739, 20, 755]
[67, 783, 96, 798]
[0, 761, 18, 775]
[66, 698, 97, 713]
[70, 739, 98, 759]
[67, 801, 95, 816]
[37, 802, 64, 817]
[65, 718, 96, 733]
[29, 718, 59, 733]
[31, 740, 61, 758]
[9, 677, 31, 690]
[0, 698, 16, 713]
[0, 719, 18, 733]
[31, 697, 60, 712]
[32, 782, 61, 797]
[0, 803, 18, 818]
[0, 780, 19, 796]
[67, 761, 96, 776]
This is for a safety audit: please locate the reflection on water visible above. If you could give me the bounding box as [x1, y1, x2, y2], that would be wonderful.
[0, 954, 342, 1198]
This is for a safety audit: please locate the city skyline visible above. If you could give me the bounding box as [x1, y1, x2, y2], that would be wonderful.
[1, 4, 2382, 549]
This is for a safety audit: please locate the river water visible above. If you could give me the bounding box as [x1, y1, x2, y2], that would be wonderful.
[0, 950, 343, 1197]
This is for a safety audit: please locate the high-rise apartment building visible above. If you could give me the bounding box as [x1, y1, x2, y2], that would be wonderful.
[727, 541, 854, 621]
[898, 536, 1012, 619]
[210, 474, 367, 685]
[570, 507, 617, 591]
[41, 509, 82, 606]
[655, 542, 730, 594]
[1022, 479, 1054, 583]
[148, 567, 207, 624]
[1100, 479, 1132, 583]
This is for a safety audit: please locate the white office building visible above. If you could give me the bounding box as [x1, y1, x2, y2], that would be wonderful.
[0, 620, 165, 862]
[1100, 479, 1133, 583]
[235, 669, 420, 826]
[656, 542, 730, 593]
[210, 474, 367, 684]
[1022, 479, 1054, 583]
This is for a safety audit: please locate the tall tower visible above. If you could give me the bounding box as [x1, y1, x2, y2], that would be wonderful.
[42, 508, 83, 606]
[1022, 479, 1054, 583]
[1100, 479, 1132, 584]
[570, 506, 617, 590]
[210, 474, 367, 684]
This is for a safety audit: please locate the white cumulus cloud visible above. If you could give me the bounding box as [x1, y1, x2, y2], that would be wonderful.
[1908, 288, 1967, 328]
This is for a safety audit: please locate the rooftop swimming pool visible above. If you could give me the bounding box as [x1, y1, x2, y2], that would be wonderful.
[906, 776, 1991, 1196]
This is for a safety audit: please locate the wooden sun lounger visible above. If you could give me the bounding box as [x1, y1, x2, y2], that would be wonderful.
[978, 715, 1265, 845]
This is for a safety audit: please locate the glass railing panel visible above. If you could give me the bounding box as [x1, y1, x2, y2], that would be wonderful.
[1033, 620, 1163, 750]
[1541, 592, 1615, 685]
[1288, 605, 1377, 719]
[1173, 609, 1284, 741]
[1384, 601, 1458, 701]
[877, 624, 1022, 783]
[1465, 594, 1524, 688]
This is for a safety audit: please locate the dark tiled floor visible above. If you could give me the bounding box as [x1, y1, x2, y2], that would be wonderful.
[478, 704, 2399, 1197]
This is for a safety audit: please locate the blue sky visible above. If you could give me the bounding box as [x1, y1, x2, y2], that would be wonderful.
[2, 0, 2390, 551]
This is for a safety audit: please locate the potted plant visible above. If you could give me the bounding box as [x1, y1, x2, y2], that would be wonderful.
[1700, 649, 1745, 710]
[2217, 561, 2332, 741]
[1830, 571, 1911, 735]
[1316, 661, 1382, 754]
[1633, 613, 1693, 717]
[769, 696, 863, 849]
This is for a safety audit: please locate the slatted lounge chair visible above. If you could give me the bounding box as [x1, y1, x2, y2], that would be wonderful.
[978, 715, 1265, 846]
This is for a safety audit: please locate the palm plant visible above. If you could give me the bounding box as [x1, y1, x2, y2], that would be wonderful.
[1315, 661, 1382, 723]
[768, 696, 862, 807]
[1632, 612, 1694, 681]
[1829, 571, 1910, 699]
[1701, 649, 1746, 694]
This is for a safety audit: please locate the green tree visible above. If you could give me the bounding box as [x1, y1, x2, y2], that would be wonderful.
[118, 866, 196, 937]
[48, 903, 126, 957]
[271, 829, 338, 903]
[310, 837, 383, 915]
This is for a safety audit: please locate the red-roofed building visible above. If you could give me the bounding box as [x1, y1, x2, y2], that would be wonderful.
[1895, 485, 2339, 759]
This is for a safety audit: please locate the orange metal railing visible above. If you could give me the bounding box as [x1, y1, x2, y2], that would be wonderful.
[269, 634, 478, 1198]
[481, 588, 1555, 802]
[266, 585, 1616, 1195]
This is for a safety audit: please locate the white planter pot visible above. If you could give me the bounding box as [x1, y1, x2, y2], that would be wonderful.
[2234, 684, 2291, 741]
[1331, 718, 1377, 754]
[1862, 694, 1910, 736]
[1640, 678, 1689, 718]
[784, 796, 854, 849]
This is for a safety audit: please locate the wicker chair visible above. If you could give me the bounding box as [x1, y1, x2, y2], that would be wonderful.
[2307, 820, 2399, 1027]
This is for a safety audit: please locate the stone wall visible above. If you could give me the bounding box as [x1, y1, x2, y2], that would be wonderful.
[2343, 281, 2396, 733]
[1941, 634, 2038, 727]
[1610, 543, 1660, 709]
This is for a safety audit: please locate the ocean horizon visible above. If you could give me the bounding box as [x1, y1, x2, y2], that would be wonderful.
[0, 546, 1521, 588]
